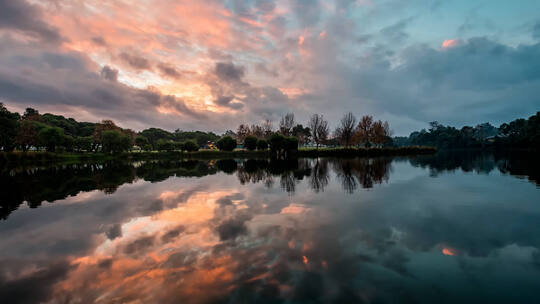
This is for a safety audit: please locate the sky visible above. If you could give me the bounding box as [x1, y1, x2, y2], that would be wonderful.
[0, 0, 539, 135]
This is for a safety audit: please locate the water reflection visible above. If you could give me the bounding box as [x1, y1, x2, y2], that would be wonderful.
[0, 153, 539, 303]
[2, 152, 540, 220]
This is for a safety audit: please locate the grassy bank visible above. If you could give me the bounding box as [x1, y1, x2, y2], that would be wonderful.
[0, 146, 436, 166]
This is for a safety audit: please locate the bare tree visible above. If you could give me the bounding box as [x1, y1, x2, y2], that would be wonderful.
[308, 114, 329, 148]
[279, 113, 295, 136]
[250, 124, 264, 138]
[236, 124, 250, 142]
[335, 112, 357, 147]
[263, 119, 273, 138]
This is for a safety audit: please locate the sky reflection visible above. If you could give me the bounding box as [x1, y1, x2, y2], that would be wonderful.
[1, 154, 540, 303]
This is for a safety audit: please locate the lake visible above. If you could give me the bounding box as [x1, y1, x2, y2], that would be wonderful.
[1, 152, 539, 304]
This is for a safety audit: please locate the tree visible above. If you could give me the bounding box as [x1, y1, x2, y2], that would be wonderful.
[244, 136, 257, 150]
[183, 140, 199, 152]
[335, 112, 357, 147]
[308, 114, 327, 148]
[250, 124, 264, 138]
[256, 139, 268, 150]
[292, 124, 310, 145]
[279, 113, 295, 136]
[356, 115, 373, 147]
[371, 120, 391, 146]
[38, 127, 65, 152]
[216, 136, 237, 151]
[22, 108, 40, 121]
[157, 139, 175, 152]
[74, 136, 93, 152]
[236, 124, 250, 142]
[135, 136, 150, 149]
[101, 130, 131, 153]
[269, 134, 297, 158]
[140, 128, 173, 150]
[263, 119, 273, 138]
[16, 120, 44, 151]
[0, 103, 20, 151]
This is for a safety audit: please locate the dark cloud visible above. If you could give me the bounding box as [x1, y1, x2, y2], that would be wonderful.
[214, 95, 243, 109]
[0, 0, 62, 43]
[215, 218, 248, 240]
[100, 65, 118, 82]
[157, 63, 182, 79]
[105, 223, 122, 240]
[119, 52, 151, 70]
[0, 260, 72, 304]
[91, 36, 107, 46]
[215, 62, 245, 82]
[161, 225, 186, 243]
[123, 235, 155, 255]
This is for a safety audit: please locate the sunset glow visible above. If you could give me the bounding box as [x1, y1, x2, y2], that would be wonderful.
[1, 0, 538, 134]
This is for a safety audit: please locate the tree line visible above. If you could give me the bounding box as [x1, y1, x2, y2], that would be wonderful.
[393, 112, 540, 149]
[0, 104, 392, 154]
[0, 104, 219, 153]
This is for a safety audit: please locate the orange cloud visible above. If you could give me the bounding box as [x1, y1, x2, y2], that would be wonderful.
[442, 39, 459, 49]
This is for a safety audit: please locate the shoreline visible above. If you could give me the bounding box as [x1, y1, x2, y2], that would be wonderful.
[0, 146, 436, 167]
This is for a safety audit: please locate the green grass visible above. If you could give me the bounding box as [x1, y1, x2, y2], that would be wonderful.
[0, 146, 436, 166]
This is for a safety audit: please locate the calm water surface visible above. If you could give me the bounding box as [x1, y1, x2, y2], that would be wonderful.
[1, 152, 539, 304]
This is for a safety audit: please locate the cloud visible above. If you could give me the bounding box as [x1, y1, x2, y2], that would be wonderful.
[119, 52, 151, 71]
[157, 63, 182, 79]
[0, 38, 206, 130]
[0, 0, 62, 43]
[215, 62, 245, 83]
[100, 65, 118, 82]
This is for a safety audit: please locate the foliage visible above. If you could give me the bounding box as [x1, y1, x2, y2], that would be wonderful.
[157, 139, 175, 152]
[256, 139, 268, 150]
[140, 128, 173, 150]
[101, 130, 131, 153]
[0, 103, 20, 151]
[243, 136, 257, 150]
[74, 136, 93, 151]
[183, 140, 199, 152]
[269, 133, 298, 158]
[216, 136, 237, 151]
[38, 126, 65, 152]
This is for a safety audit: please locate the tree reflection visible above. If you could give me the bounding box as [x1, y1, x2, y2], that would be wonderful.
[333, 158, 392, 193]
[2, 152, 539, 219]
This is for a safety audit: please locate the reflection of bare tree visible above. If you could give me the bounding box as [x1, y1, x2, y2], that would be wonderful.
[280, 172, 297, 193]
[333, 158, 391, 193]
[309, 158, 329, 192]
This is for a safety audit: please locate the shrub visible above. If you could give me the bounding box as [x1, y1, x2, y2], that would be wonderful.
[285, 136, 299, 151]
[244, 136, 257, 151]
[216, 136, 237, 151]
[183, 140, 199, 152]
[256, 139, 268, 150]
[269, 133, 286, 152]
